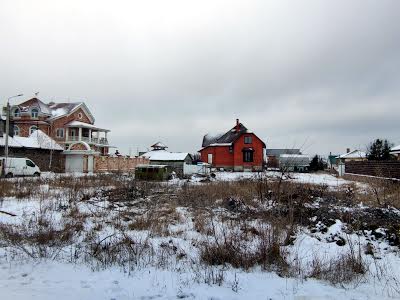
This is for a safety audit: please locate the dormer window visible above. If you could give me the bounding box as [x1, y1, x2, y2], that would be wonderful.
[13, 108, 21, 118]
[244, 136, 252, 144]
[31, 108, 39, 118]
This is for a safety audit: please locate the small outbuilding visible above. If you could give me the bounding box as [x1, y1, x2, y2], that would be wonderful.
[279, 154, 310, 172]
[140, 142, 194, 177]
[135, 164, 172, 181]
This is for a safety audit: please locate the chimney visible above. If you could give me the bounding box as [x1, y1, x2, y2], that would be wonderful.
[236, 119, 240, 132]
[346, 148, 350, 153]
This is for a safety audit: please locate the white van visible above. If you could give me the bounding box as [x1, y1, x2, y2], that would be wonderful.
[0, 157, 41, 178]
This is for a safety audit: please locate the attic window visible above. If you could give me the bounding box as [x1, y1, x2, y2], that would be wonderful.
[78, 113, 83, 119]
[31, 108, 39, 118]
[244, 136, 252, 144]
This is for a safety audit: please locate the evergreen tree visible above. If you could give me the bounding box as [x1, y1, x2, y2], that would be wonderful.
[367, 139, 393, 160]
[310, 155, 325, 171]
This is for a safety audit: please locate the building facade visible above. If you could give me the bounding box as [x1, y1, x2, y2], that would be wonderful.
[10, 98, 110, 155]
[199, 119, 266, 171]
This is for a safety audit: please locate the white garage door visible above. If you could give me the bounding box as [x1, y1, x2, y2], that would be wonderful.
[65, 155, 84, 173]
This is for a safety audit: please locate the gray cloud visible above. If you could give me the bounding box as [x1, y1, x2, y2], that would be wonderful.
[1, 0, 399, 156]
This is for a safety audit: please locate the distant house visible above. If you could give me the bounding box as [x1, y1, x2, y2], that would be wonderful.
[336, 149, 367, 164]
[9, 97, 117, 173]
[10, 97, 111, 156]
[199, 119, 266, 172]
[140, 142, 194, 177]
[265, 149, 301, 169]
[279, 154, 310, 172]
[390, 145, 400, 160]
[336, 149, 367, 176]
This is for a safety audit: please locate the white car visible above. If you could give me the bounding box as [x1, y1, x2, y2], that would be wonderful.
[0, 157, 41, 178]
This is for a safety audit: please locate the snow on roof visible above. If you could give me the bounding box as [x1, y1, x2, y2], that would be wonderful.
[391, 144, 400, 152]
[280, 154, 309, 159]
[48, 103, 82, 119]
[0, 136, 23, 147]
[151, 142, 168, 149]
[337, 150, 366, 159]
[66, 121, 110, 132]
[17, 130, 64, 150]
[0, 130, 63, 150]
[140, 150, 190, 161]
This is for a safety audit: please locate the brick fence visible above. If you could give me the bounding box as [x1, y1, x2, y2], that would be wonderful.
[94, 156, 149, 173]
[345, 161, 400, 179]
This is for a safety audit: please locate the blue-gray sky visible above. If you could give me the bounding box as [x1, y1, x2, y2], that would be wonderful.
[1, 0, 399, 156]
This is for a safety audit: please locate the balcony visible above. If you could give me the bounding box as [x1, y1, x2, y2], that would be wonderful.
[66, 136, 109, 145]
[65, 121, 110, 147]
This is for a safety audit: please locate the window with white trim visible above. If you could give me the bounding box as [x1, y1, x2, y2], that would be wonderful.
[56, 128, 65, 138]
[31, 108, 39, 118]
[29, 125, 38, 135]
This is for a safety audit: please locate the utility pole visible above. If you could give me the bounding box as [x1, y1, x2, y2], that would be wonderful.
[4, 94, 23, 166]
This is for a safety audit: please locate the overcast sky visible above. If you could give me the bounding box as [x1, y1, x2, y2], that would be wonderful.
[1, 0, 399, 156]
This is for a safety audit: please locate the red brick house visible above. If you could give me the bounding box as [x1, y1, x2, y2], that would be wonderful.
[199, 119, 266, 171]
[10, 98, 110, 155]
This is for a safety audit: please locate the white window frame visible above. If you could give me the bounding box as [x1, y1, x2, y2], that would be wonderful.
[29, 125, 38, 135]
[56, 128, 65, 138]
[31, 108, 39, 118]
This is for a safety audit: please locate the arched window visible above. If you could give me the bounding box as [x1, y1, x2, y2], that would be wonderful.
[29, 125, 38, 135]
[13, 125, 20, 136]
[13, 108, 21, 118]
[31, 108, 39, 118]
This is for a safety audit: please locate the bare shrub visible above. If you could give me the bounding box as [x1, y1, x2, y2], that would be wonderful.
[199, 220, 289, 273]
[307, 239, 366, 286]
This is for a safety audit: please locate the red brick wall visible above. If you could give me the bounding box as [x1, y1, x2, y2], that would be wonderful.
[233, 134, 264, 170]
[200, 146, 234, 167]
[200, 133, 265, 171]
[13, 123, 50, 137]
[49, 107, 92, 143]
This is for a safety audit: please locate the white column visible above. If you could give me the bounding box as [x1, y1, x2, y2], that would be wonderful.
[89, 129, 92, 143]
[65, 128, 69, 142]
[78, 127, 82, 141]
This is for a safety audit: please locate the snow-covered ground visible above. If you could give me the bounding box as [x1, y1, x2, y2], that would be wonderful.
[2, 257, 397, 300]
[213, 171, 363, 188]
[0, 174, 399, 299]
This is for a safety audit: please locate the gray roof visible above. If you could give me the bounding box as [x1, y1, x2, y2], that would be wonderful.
[266, 149, 301, 156]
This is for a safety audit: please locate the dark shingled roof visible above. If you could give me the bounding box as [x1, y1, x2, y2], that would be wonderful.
[202, 123, 247, 147]
[202, 123, 250, 147]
